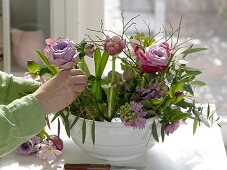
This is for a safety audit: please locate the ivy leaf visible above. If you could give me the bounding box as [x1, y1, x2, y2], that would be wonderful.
[27, 61, 40, 73]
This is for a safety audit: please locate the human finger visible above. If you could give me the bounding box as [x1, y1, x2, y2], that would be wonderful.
[70, 69, 86, 76]
[71, 75, 87, 84]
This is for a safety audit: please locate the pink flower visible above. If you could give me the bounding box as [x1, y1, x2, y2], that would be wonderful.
[104, 35, 126, 56]
[134, 42, 170, 73]
[159, 42, 172, 57]
[166, 120, 187, 134]
[48, 135, 64, 151]
[36, 139, 62, 162]
[44, 37, 78, 69]
[84, 44, 95, 58]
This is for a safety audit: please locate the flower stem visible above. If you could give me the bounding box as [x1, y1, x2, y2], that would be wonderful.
[108, 55, 116, 119]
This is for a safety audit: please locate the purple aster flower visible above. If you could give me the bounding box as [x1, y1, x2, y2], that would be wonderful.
[166, 120, 187, 134]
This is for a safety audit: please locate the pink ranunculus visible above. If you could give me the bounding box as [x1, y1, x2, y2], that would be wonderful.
[166, 119, 187, 134]
[134, 43, 170, 73]
[104, 35, 126, 56]
[159, 42, 172, 57]
[44, 37, 78, 69]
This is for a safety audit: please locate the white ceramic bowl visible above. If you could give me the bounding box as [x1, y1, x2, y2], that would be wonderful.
[69, 115, 158, 161]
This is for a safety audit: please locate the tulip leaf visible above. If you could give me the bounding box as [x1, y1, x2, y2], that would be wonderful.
[94, 48, 101, 77]
[100, 51, 109, 76]
[182, 48, 207, 55]
[27, 60, 40, 73]
[91, 120, 95, 144]
[78, 58, 90, 76]
[82, 118, 86, 144]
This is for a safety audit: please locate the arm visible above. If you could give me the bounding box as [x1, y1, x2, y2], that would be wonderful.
[0, 70, 87, 157]
[0, 95, 46, 157]
[0, 71, 40, 105]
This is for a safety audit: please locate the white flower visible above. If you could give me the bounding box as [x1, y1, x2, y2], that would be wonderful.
[36, 139, 62, 162]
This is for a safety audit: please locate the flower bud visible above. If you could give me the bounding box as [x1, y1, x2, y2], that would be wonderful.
[48, 135, 63, 151]
[104, 35, 126, 56]
[84, 44, 95, 58]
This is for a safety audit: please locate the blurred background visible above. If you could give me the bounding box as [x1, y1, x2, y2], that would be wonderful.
[0, 0, 226, 147]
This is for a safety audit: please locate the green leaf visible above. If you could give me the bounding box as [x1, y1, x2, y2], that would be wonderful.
[69, 114, 80, 129]
[152, 121, 159, 142]
[191, 80, 206, 86]
[78, 58, 90, 76]
[174, 76, 190, 94]
[193, 119, 198, 135]
[57, 118, 61, 137]
[182, 48, 207, 55]
[64, 117, 71, 138]
[94, 48, 101, 76]
[161, 123, 166, 142]
[207, 103, 210, 118]
[82, 119, 86, 144]
[36, 50, 49, 65]
[171, 112, 191, 121]
[91, 120, 95, 144]
[35, 50, 58, 76]
[150, 97, 163, 105]
[185, 67, 202, 75]
[27, 60, 40, 73]
[100, 51, 109, 76]
[51, 110, 63, 123]
[39, 67, 49, 76]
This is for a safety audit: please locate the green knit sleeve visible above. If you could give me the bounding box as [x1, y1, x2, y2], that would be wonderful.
[0, 71, 40, 105]
[0, 71, 45, 157]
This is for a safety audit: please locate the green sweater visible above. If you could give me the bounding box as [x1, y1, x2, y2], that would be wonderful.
[0, 71, 46, 157]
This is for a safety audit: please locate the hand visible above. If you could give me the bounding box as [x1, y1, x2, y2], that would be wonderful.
[32, 69, 87, 116]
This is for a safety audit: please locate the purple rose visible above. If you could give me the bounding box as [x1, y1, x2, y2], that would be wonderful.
[166, 120, 187, 134]
[44, 37, 78, 69]
[15, 136, 40, 155]
[104, 35, 126, 56]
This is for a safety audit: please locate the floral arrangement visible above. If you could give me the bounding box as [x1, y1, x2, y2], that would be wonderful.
[25, 15, 215, 149]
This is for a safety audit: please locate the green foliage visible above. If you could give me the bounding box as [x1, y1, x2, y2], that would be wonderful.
[27, 61, 40, 73]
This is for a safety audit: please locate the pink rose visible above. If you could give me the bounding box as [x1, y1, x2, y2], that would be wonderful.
[134, 42, 170, 73]
[104, 35, 126, 56]
[166, 120, 187, 134]
[159, 42, 172, 57]
[44, 37, 78, 69]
